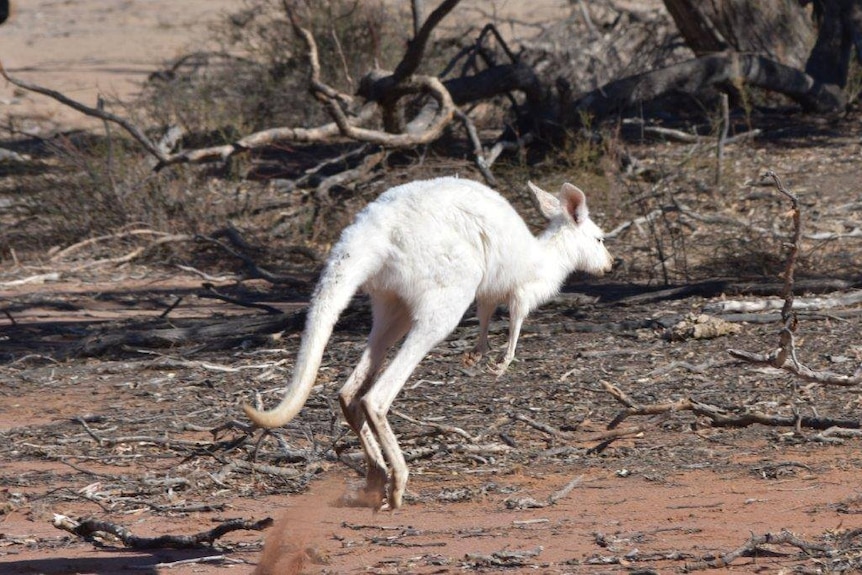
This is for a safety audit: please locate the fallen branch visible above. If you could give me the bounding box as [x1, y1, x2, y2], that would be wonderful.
[813, 426, 862, 444]
[582, 425, 645, 454]
[623, 119, 761, 146]
[505, 475, 583, 509]
[175, 264, 238, 282]
[0, 21, 454, 171]
[705, 290, 862, 313]
[393, 409, 477, 442]
[144, 555, 243, 570]
[73, 234, 194, 270]
[602, 381, 860, 430]
[158, 108, 377, 168]
[149, 356, 288, 374]
[52, 513, 272, 549]
[510, 412, 570, 439]
[465, 546, 544, 568]
[74, 416, 250, 451]
[49, 229, 189, 262]
[73, 311, 305, 356]
[574, 52, 844, 119]
[727, 347, 862, 386]
[0, 61, 168, 162]
[0, 272, 61, 288]
[727, 171, 861, 387]
[683, 530, 832, 572]
[547, 475, 584, 505]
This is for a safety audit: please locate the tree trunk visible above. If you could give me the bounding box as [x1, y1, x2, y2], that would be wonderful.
[805, 0, 862, 87]
[663, 0, 815, 69]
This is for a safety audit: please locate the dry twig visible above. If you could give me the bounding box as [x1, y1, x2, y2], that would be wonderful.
[727, 171, 862, 387]
[602, 382, 860, 431]
[505, 475, 583, 509]
[392, 409, 477, 442]
[683, 530, 832, 572]
[52, 513, 272, 549]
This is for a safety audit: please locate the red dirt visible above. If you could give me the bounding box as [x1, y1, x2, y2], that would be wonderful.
[3, 268, 862, 573]
[3, 439, 861, 574]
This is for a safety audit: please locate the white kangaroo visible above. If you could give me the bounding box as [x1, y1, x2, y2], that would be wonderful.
[243, 177, 613, 509]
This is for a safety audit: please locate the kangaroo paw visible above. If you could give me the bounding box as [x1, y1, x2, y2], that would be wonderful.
[493, 358, 514, 378]
[387, 486, 404, 510]
[462, 349, 485, 367]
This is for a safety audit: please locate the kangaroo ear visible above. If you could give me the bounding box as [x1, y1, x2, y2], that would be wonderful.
[560, 182, 588, 224]
[527, 181, 561, 220]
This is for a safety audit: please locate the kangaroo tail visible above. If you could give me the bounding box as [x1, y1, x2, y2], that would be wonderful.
[243, 246, 372, 428]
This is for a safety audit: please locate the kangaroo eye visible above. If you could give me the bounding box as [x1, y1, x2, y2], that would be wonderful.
[597, 238, 604, 244]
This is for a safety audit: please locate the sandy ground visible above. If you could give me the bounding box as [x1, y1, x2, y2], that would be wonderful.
[0, 0, 246, 132]
[2, 274, 862, 574]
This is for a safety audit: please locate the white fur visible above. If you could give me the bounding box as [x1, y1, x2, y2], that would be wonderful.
[243, 176, 613, 509]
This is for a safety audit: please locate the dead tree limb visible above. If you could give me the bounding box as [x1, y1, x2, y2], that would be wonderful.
[3, 2, 848, 172]
[73, 311, 306, 357]
[0, 56, 377, 168]
[572, 52, 845, 121]
[0, 1, 458, 171]
[52, 514, 272, 549]
[602, 382, 860, 431]
[705, 291, 862, 313]
[392, 409, 477, 442]
[683, 530, 833, 572]
[0, 61, 169, 162]
[49, 229, 180, 262]
[727, 348, 862, 386]
[728, 171, 862, 387]
[505, 476, 583, 509]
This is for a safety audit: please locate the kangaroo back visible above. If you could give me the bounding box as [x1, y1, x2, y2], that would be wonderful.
[243, 238, 377, 428]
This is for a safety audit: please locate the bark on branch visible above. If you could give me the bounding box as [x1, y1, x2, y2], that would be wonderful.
[602, 382, 860, 431]
[52, 513, 272, 549]
[573, 52, 845, 122]
[0, 61, 169, 163]
[683, 530, 834, 572]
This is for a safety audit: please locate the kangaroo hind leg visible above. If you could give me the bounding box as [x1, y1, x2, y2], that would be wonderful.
[338, 293, 411, 508]
[361, 288, 475, 509]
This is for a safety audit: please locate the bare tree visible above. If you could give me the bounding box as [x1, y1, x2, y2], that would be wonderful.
[1, 0, 856, 179]
[663, 0, 862, 108]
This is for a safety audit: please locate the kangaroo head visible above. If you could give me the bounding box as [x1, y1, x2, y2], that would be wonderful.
[527, 180, 613, 275]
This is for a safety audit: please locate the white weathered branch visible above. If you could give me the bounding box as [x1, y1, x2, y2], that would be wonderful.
[0, 60, 168, 162]
[705, 290, 862, 313]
